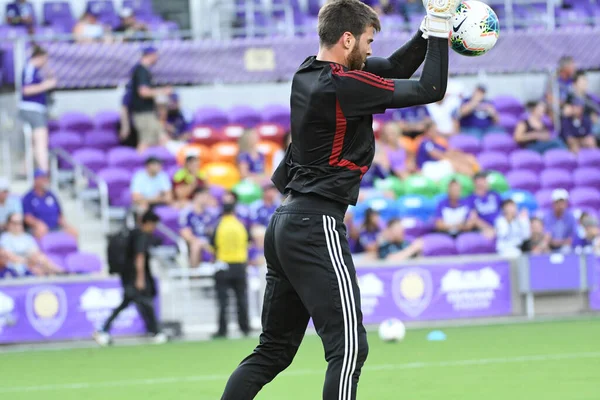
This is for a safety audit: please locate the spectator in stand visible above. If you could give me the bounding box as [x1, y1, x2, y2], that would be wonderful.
[397, 105, 430, 138]
[5, 0, 35, 34]
[416, 122, 479, 179]
[0, 178, 22, 232]
[271, 132, 291, 172]
[513, 101, 565, 154]
[495, 199, 531, 257]
[573, 213, 600, 254]
[237, 129, 267, 183]
[172, 154, 206, 208]
[561, 97, 596, 153]
[180, 188, 217, 268]
[114, 8, 148, 41]
[129, 46, 171, 152]
[250, 184, 280, 227]
[356, 208, 383, 255]
[166, 93, 191, 140]
[73, 9, 110, 43]
[131, 156, 173, 212]
[374, 122, 414, 179]
[458, 85, 500, 138]
[527, 217, 551, 254]
[435, 179, 480, 237]
[22, 170, 77, 239]
[546, 56, 576, 107]
[20, 45, 55, 173]
[467, 171, 501, 238]
[248, 224, 266, 267]
[0, 213, 63, 277]
[376, 218, 423, 261]
[543, 188, 576, 253]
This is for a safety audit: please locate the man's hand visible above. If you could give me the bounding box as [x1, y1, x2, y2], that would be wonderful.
[33, 221, 49, 239]
[135, 277, 146, 291]
[44, 78, 58, 91]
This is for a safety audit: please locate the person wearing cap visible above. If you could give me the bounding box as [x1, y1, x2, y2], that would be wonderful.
[114, 7, 147, 41]
[73, 8, 110, 43]
[574, 212, 600, 254]
[458, 85, 499, 139]
[172, 153, 206, 207]
[495, 199, 531, 257]
[131, 156, 173, 212]
[467, 171, 502, 238]
[0, 178, 23, 232]
[129, 46, 171, 153]
[249, 183, 281, 227]
[22, 170, 77, 239]
[543, 188, 577, 252]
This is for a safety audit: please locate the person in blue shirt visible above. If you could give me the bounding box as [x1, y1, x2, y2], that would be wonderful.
[130, 156, 173, 212]
[467, 171, 501, 238]
[22, 170, 77, 239]
[20, 46, 56, 173]
[237, 129, 266, 183]
[179, 187, 217, 268]
[542, 188, 577, 252]
[6, 0, 35, 33]
[434, 179, 479, 237]
[458, 85, 500, 138]
[249, 184, 280, 227]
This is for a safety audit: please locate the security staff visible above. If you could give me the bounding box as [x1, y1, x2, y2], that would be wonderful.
[212, 193, 250, 338]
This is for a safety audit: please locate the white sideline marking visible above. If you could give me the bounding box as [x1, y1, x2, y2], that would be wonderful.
[1, 351, 599, 394]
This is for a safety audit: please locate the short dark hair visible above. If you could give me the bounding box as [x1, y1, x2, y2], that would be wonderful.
[574, 70, 586, 82]
[317, 0, 381, 48]
[141, 210, 160, 224]
[192, 187, 208, 198]
[501, 199, 515, 208]
[31, 45, 47, 58]
[386, 218, 401, 228]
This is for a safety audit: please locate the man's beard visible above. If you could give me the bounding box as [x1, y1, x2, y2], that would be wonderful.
[346, 43, 365, 71]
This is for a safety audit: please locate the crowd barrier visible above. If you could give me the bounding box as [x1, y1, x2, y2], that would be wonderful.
[0, 253, 598, 344]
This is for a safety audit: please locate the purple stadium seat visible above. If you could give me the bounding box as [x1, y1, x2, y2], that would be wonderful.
[86, 1, 116, 21]
[107, 147, 144, 170]
[194, 107, 229, 128]
[40, 232, 78, 258]
[229, 105, 262, 128]
[307, 0, 321, 15]
[573, 167, 600, 191]
[456, 232, 495, 255]
[209, 185, 227, 202]
[449, 134, 481, 154]
[153, 205, 179, 246]
[571, 187, 600, 209]
[492, 95, 525, 116]
[506, 170, 540, 193]
[97, 168, 132, 206]
[497, 113, 519, 133]
[113, 189, 132, 208]
[540, 168, 573, 190]
[48, 119, 60, 133]
[543, 148, 577, 170]
[401, 217, 434, 238]
[49, 131, 84, 154]
[143, 146, 176, 168]
[43, 2, 74, 26]
[122, 0, 154, 15]
[83, 130, 119, 151]
[535, 189, 555, 210]
[510, 149, 544, 172]
[72, 148, 108, 173]
[422, 233, 457, 256]
[577, 148, 600, 168]
[59, 112, 94, 134]
[262, 104, 290, 128]
[477, 151, 510, 174]
[94, 110, 120, 131]
[65, 252, 103, 274]
[46, 253, 66, 271]
[482, 133, 517, 154]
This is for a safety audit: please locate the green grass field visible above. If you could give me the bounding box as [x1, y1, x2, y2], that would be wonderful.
[1, 319, 599, 400]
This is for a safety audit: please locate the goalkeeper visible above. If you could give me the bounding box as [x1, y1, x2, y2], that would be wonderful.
[220, 0, 458, 399]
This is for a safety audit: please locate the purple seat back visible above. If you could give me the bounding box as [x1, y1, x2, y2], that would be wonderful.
[44, 1, 73, 25]
[543, 149, 577, 170]
[492, 95, 525, 116]
[40, 232, 78, 258]
[108, 147, 144, 170]
[49, 131, 84, 153]
[48, 119, 60, 132]
[449, 134, 482, 154]
[153, 206, 180, 246]
[46, 252, 66, 272]
[59, 112, 94, 134]
[535, 189, 555, 209]
[229, 105, 262, 128]
[573, 167, 600, 191]
[72, 148, 108, 173]
[98, 168, 133, 205]
[87, 0, 116, 19]
[94, 110, 121, 131]
[422, 233, 457, 256]
[497, 113, 519, 133]
[143, 146, 176, 168]
[482, 133, 517, 154]
[540, 168, 573, 190]
[506, 170, 540, 193]
[510, 149, 544, 172]
[209, 185, 226, 202]
[477, 151, 510, 174]
[401, 217, 434, 237]
[83, 130, 119, 151]
[456, 232, 495, 255]
[571, 187, 600, 209]
[123, 0, 154, 14]
[113, 189, 132, 208]
[65, 252, 103, 274]
[577, 148, 600, 168]
[261, 104, 290, 128]
[194, 106, 229, 128]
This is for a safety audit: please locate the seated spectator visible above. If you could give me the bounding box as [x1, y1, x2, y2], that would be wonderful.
[526, 217, 551, 254]
[467, 171, 501, 238]
[417, 123, 479, 179]
[397, 105, 431, 139]
[180, 188, 217, 268]
[435, 179, 480, 237]
[425, 92, 460, 136]
[250, 184, 280, 227]
[513, 101, 565, 154]
[237, 129, 267, 183]
[73, 9, 111, 43]
[165, 93, 190, 141]
[495, 199, 531, 257]
[5, 0, 35, 33]
[543, 188, 576, 253]
[374, 122, 414, 179]
[0, 213, 63, 277]
[114, 8, 147, 41]
[22, 170, 77, 239]
[131, 156, 173, 212]
[356, 208, 383, 255]
[248, 224, 266, 267]
[562, 96, 596, 153]
[573, 213, 600, 254]
[458, 85, 499, 138]
[377, 219, 424, 261]
[172, 154, 206, 208]
[0, 177, 22, 232]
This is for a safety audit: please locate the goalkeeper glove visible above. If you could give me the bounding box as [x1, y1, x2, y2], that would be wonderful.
[422, 0, 461, 39]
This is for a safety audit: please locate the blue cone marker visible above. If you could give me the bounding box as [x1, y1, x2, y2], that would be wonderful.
[427, 330, 447, 341]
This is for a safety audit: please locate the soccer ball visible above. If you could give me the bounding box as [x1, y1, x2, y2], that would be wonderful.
[450, 0, 500, 57]
[378, 318, 406, 342]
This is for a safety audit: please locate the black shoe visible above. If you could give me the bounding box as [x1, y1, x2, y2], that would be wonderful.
[212, 332, 227, 339]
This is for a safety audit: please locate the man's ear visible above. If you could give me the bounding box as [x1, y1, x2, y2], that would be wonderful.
[340, 31, 354, 50]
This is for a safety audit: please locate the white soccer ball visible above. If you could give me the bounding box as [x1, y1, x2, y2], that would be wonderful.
[378, 318, 406, 342]
[450, 0, 500, 57]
